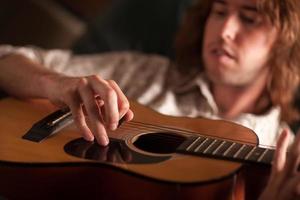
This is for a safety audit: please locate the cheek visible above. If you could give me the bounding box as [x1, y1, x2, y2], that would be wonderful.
[203, 23, 211, 48]
[203, 18, 218, 46]
[239, 34, 274, 64]
[203, 19, 219, 61]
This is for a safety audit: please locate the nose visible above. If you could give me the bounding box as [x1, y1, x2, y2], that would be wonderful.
[220, 15, 240, 41]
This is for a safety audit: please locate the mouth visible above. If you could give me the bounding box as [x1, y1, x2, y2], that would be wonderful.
[211, 47, 236, 60]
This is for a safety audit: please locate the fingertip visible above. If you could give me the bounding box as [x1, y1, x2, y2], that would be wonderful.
[91, 129, 109, 146]
[125, 109, 134, 122]
[281, 129, 289, 140]
[83, 133, 94, 142]
[282, 129, 289, 136]
[277, 129, 289, 146]
[99, 135, 109, 146]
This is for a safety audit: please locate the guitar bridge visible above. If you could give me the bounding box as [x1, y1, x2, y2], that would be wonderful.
[22, 108, 73, 142]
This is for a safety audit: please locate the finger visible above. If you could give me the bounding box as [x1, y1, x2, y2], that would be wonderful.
[107, 80, 130, 118]
[89, 76, 119, 130]
[284, 130, 300, 177]
[117, 109, 134, 128]
[123, 109, 134, 122]
[78, 78, 109, 146]
[67, 93, 94, 141]
[268, 130, 290, 187]
[273, 130, 289, 174]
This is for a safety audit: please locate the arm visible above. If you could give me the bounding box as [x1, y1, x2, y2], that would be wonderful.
[0, 53, 60, 99]
[0, 53, 133, 146]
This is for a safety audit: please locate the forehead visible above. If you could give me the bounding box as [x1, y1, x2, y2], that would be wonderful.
[213, 0, 258, 10]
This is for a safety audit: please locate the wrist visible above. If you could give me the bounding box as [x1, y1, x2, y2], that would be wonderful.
[39, 72, 67, 101]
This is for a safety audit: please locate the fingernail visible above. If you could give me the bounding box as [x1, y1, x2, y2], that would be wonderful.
[101, 135, 109, 146]
[84, 134, 94, 142]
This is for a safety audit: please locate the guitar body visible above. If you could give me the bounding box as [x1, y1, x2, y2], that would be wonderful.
[0, 98, 268, 199]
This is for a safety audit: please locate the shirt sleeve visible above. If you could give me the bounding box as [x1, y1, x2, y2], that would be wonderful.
[0, 44, 173, 103]
[0, 44, 153, 78]
[0, 44, 72, 70]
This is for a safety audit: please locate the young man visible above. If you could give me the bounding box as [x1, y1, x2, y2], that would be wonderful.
[0, 0, 298, 146]
[0, 0, 299, 198]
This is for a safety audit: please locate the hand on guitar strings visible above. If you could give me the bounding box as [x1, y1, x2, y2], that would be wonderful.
[259, 129, 300, 200]
[46, 74, 134, 146]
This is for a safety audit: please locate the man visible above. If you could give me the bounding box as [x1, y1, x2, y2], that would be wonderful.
[174, 0, 300, 143]
[0, 0, 299, 198]
[1, 0, 299, 147]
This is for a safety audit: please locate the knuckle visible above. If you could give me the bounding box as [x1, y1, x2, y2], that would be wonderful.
[89, 74, 102, 82]
[107, 79, 117, 85]
[77, 77, 88, 89]
[104, 87, 116, 100]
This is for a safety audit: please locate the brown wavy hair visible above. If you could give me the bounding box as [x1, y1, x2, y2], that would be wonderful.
[175, 0, 300, 123]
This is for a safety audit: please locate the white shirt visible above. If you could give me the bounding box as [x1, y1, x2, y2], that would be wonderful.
[0, 45, 289, 147]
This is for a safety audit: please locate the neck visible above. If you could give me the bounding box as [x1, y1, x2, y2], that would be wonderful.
[212, 70, 270, 119]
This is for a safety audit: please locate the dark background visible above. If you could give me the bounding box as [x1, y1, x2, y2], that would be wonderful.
[0, 0, 191, 57]
[0, 0, 299, 131]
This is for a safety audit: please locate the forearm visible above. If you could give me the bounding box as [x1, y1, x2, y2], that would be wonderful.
[0, 53, 64, 99]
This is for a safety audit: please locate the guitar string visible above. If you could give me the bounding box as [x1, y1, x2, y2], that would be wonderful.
[119, 125, 183, 143]
[118, 123, 275, 162]
[126, 121, 259, 145]
[125, 121, 255, 145]
[121, 121, 277, 150]
[122, 123, 269, 151]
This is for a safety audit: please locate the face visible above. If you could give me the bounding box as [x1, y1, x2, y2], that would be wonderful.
[202, 0, 278, 87]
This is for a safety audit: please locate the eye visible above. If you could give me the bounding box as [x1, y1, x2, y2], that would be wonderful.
[240, 15, 256, 24]
[239, 12, 262, 26]
[211, 4, 227, 18]
[214, 10, 227, 17]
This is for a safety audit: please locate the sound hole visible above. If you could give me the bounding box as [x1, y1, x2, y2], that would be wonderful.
[64, 138, 170, 164]
[133, 132, 186, 154]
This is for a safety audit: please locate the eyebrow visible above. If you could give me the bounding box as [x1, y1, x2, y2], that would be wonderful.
[214, 0, 258, 13]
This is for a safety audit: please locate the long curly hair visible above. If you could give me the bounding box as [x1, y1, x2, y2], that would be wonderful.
[175, 0, 300, 123]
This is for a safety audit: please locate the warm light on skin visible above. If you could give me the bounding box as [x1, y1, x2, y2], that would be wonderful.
[201, 0, 279, 118]
[202, 0, 278, 87]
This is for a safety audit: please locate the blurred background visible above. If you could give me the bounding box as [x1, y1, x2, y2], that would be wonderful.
[0, 0, 299, 131]
[0, 0, 192, 58]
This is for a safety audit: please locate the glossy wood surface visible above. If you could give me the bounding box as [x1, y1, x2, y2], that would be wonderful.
[0, 98, 261, 199]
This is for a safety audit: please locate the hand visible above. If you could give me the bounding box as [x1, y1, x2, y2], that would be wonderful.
[46, 74, 134, 146]
[259, 129, 300, 200]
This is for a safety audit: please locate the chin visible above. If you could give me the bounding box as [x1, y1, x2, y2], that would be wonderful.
[207, 71, 245, 86]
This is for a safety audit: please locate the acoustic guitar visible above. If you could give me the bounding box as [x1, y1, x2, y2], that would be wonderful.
[0, 98, 271, 200]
